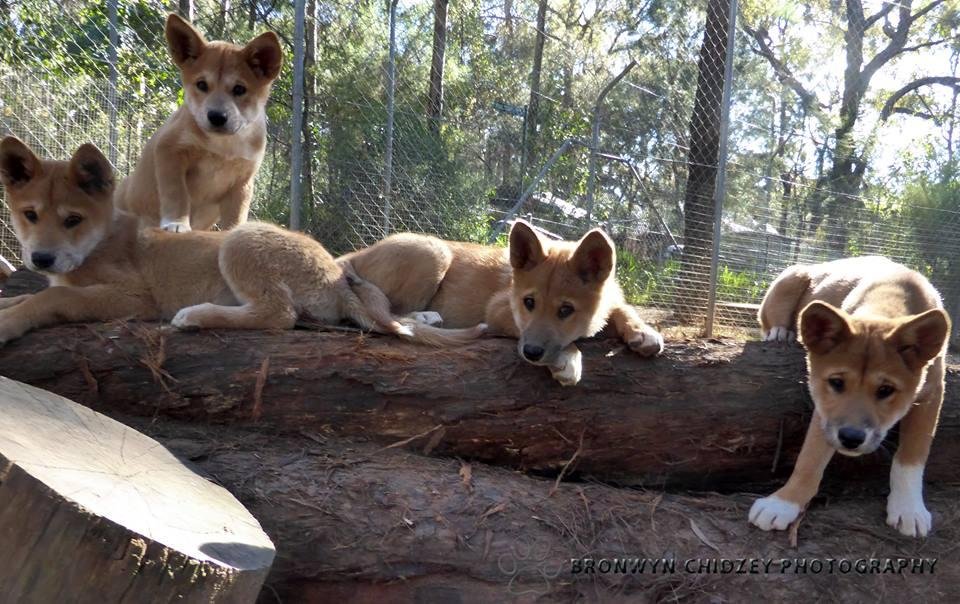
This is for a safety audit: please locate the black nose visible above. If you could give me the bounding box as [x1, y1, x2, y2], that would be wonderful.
[207, 110, 228, 127]
[31, 252, 55, 269]
[522, 344, 544, 362]
[838, 427, 867, 450]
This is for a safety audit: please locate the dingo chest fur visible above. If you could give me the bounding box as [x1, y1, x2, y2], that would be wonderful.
[750, 256, 950, 537]
[113, 13, 283, 233]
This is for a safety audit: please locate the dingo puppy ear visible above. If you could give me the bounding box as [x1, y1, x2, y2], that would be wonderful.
[165, 13, 207, 67]
[509, 220, 545, 271]
[571, 229, 614, 284]
[0, 136, 41, 190]
[800, 301, 852, 354]
[69, 144, 115, 196]
[889, 309, 950, 370]
[244, 32, 283, 81]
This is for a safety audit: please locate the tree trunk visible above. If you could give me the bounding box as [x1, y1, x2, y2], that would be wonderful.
[2, 324, 960, 488]
[134, 418, 960, 603]
[427, 0, 449, 134]
[525, 0, 548, 172]
[178, 0, 194, 21]
[0, 378, 274, 602]
[678, 0, 729, 318]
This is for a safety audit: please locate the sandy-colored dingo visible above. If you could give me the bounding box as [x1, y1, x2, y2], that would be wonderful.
[750, 256, 950, 537]
[114, 13, 282, 232]
[0, 137, 483, 346]
[340, 221, 664, 385]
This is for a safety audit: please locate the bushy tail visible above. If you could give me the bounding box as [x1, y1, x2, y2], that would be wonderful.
[340, 265, 485, 347]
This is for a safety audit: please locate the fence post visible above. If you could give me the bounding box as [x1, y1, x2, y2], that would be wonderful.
[289, 0, 306, 230]
[382, 0, 399, 236]
[585, 60, 635, 228]
[107, 0, 118, 166]
[703, 0, 738, 337]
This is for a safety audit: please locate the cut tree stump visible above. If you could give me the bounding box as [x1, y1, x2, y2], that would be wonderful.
[0, 377, 275, 603]
[0, 324, 958, 489]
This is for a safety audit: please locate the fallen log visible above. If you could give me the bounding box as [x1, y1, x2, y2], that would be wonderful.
[0, 377, 275, 603]
[130, 419, 960, 602]
[0, 323, 957, 488]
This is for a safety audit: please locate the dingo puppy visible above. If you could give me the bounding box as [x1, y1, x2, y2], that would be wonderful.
[0, 137, 483, 346]
[114, 14, 282, 232]
[750, 256, 950, 537]
[340, 221, 664, 385]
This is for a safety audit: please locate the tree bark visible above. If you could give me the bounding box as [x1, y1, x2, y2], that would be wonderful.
[525, 0, 549, 171]
[679, 0, 730, 318]
[1, 324, 959, 488]
[135, 418, 960, 602]
[427, 0, 449, 134]
[0, 378, 274, 602]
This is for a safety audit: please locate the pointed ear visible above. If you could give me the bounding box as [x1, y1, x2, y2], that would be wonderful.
[889, 309, 950, 370]
[0, 137, 42, 190]
[571, 229, 615, 283]
[165, 13, 206, 67]
[244, 32, 283, 81]
[799, 301, 852, 354]
[69, 144, 114, 196]
[509, 220, 545, 271]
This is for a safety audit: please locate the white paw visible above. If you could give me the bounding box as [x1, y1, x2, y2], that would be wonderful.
[628, 328, 664, 357]
[749, 495, 800, 531]
[161, 220, 192, 233]
[550, 349, 583, 386]
[887, 462, 931, 537]
[171, 306, 202, 329]
[761, 326, 796, 343]
[412, 311, 443, 327]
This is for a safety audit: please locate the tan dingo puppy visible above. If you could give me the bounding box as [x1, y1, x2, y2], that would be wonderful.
[0, 137, 483, 346]
[114, 14, 282, 232]
[750, 256, 950, 537]
[340, 221, 664, 385]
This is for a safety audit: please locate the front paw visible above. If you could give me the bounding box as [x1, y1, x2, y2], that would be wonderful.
[887, 494, 932, 537]
[411, 311, 443, 327]
[0, 315, 28, 346]
[171, 305, 204, 330]
[749, 495, 801, 531]
[160, 220, 192, 233]
[550, 349, 583, 386]
[627, 326, 664, 357]
[761, 326, 796, 344]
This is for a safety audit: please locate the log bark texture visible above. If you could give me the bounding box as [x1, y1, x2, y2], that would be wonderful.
[0, 377, 275, 603]
[134, 420, 960, 603]
[0, 324, 958, 488]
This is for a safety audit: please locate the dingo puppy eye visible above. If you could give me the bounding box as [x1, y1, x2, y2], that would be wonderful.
[876, 384, 895, 399]
[24, 210, 38, 223]
[196, 80, 209, 92]
[523, 296, 535, 311]
[63, 215, 83, 229]
[827, 376, 844, 392]
[232, 84, 247, 96]
[558, 303, 574, 319]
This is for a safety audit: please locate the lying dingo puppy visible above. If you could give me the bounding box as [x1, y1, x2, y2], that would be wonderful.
[114, 13, 282, 232]
[340, 221, 664, 385]
[750, 256, 950, 537]
[0, 137, 483, 346]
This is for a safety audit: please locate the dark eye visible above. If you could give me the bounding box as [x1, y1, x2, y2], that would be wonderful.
[24, 210, 38, 223]
[828, 377, 844, 392]
[64, 215, 83, 229]
[876, 384, 895, 399]
[558, 303, 574, 319]
[232, 84, 246, 96]
[523, 296, 535, 311]
[196, 80, 208, 92]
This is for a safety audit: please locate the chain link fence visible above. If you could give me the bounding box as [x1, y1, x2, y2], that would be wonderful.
[1, 0, 958, 342]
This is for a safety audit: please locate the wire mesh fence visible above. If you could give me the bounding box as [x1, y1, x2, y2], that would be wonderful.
[1, 0, 958, 342]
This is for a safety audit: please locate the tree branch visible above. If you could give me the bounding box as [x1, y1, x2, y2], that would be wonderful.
[880, 76, 960, 120]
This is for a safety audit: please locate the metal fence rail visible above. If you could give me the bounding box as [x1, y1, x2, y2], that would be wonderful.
[1, 0, 958, 343]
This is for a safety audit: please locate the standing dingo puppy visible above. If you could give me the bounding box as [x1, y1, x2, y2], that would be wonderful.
[0, 137, 484, 346]
[341, 221, 664, 385]
[114, 14, 282, 232]
[750, 256, 950, 537]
